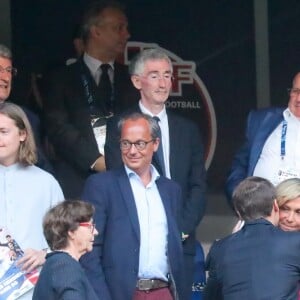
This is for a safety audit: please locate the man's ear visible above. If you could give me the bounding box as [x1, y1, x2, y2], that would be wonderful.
[153, 137, 159, 152]
[131, 75, 141, 90]
[90, 25, 100, 39]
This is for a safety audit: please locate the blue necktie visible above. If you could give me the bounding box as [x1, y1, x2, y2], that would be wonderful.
[153, 116, 166, 176]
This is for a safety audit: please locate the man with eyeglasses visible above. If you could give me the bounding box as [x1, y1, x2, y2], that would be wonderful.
[226, 72, 300, 207]
[105, 48, 206, 299]
[81, 112, 184, 300]
[0, 44, 53, 173]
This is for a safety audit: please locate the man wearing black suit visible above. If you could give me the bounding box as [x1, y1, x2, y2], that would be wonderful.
[43, 1, 139, 197]
[105, 48, 206, 299]
[204, 176, 300, 300]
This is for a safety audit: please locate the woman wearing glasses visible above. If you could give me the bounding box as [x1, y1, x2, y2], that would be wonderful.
[33, 200, 99, 300]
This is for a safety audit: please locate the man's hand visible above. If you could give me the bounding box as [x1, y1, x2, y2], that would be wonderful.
[17, 248, 46, 273]
[93, 156, 106, 172]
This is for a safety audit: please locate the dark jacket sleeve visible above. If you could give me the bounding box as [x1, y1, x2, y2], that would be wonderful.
[203, 241, 223, 300]
[104, 115, 123, 169]
[225, 111, 254, 208]
[80, 175, 112, 300]
[179, 122, 206, 235]
[43, 67, 100, 173]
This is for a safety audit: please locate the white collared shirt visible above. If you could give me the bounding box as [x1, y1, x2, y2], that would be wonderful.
[125, 165, 169, 280]
[83, 52, 114, 85]
[253, 108, 300, 185]
[139, 101, 171, 178]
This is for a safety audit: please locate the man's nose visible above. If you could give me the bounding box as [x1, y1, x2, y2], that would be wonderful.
[128, 143, 138, 154]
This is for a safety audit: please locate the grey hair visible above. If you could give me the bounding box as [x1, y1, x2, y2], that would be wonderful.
[117, 112, 160, 140]
[0, 44, 12, 59]
[129, 48, 173, 76]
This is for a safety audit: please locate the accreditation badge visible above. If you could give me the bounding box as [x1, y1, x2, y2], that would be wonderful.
[91, 117, 107, 155]
[275, 167, 300, 186]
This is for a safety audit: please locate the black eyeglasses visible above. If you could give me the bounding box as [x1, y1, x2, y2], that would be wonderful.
[120, 139, 155, 151]
[287, 88, 300, 96]
[0, 66, 17, 76]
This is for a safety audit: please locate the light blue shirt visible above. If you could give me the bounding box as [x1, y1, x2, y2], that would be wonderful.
[125, 165, 169, 280]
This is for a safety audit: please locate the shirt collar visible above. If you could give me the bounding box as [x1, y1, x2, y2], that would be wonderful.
[138, 101, 167, 121]
[124, 164, 160, 185]
[83, 52, 114, 75]
[283, 107, 300, 121]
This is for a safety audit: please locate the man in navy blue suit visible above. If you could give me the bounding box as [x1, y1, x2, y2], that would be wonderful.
[226, 72, 300, 207]
[80, 112, 184, 300]
[205, 176, 300, 300]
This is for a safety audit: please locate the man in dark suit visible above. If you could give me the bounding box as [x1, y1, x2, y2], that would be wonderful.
[43, 1, 139, 197]
[80, 113, 184, 300]
[226, 72, 300, 207]
[104, 48, 206, 299]
[205, 176, 300, 300]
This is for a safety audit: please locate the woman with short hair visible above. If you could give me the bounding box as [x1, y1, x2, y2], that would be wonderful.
[276, 178, 300, 232]
[33, 200, 99, 299]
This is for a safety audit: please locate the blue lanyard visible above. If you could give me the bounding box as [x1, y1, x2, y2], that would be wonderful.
[280, 120, 287, 160]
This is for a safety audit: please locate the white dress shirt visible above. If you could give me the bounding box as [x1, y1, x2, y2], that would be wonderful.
[253, 108, 300, 185]
[83, 52, 114, 85]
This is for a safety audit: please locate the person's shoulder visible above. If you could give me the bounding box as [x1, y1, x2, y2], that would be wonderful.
[114, 61, 129, 73]
[25, 165, 60, 184]
[86, 168, 124, 183]
[167, 109, 198, 129]
[249, 106, 284, 118]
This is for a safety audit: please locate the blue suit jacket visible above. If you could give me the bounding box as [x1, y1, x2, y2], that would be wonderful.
[80, 167, 184, 300]
[226, 107, 284, 204]
[204, 219, 300, 300]
[105, 106, 207, 255]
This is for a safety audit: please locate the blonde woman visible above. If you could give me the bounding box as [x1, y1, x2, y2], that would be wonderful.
[276, 178, 300, 231]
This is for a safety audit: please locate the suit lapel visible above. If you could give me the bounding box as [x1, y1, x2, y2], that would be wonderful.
[116, 168, 140, 241]
[156, 178, 173, 222]
[167, 112, 178, 178]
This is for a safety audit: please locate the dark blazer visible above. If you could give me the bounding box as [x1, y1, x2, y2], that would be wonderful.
[33, 251, 99, 300]
[204, 219, 300, 300]
[43, 57, 139, 197]
[80, 167, 184, 300]
[105, 105, 207, 255]
[226, 107, 284, 204]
